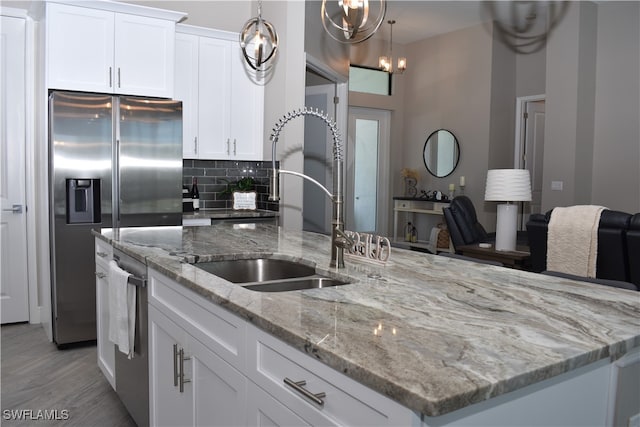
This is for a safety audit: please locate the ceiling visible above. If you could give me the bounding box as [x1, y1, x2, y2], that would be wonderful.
[371, 1, 491, 45]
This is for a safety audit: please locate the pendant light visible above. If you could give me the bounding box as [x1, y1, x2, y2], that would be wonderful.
[239, 0, 279, 72]
[321, 0, 386, 44]
[378, 20, 406, 74]
[484, 1, 569, 54]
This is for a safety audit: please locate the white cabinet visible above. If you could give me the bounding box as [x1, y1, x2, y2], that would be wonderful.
[46, 2, 178, 97]
[148, 266, 412, 426]
[175, 25, 264, 160]
[148, 269, 247, 426]
[95, 238, 115, 389]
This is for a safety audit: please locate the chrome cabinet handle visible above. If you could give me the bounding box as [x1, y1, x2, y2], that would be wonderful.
[233, 139, 236, 156]
[95, 272, 106, 279]
[194, 136, 198, 154]
[3, 204, 22, 214]
[178, 348, 191, 392]
[96, 251, 108, 258]
[173, 344, 179, 387]
[117, 67, 121, 88]
[109, 67, 112, 87]
[283, 378, 326, 406]
[226, 138, 230, 155]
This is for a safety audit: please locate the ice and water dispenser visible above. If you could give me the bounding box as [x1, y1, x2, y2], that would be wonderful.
[66, 179, 101, 224]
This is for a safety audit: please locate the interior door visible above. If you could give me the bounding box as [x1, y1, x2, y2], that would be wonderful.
[347, 107, 390, 234]
[1, 15, 29, 324]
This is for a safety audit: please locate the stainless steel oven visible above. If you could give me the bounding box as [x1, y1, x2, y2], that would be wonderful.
[113, 248, 149, 427]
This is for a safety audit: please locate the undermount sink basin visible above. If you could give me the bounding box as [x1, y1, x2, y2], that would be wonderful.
[193, 258, 350, 292]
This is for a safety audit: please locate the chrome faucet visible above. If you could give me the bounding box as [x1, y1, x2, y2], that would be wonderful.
[268, 107, 351, 268]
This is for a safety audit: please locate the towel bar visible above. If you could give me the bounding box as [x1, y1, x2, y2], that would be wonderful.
[113, 254, 147, 288]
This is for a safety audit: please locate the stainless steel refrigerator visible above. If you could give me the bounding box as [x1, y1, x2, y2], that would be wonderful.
[49, 91, 182, 346]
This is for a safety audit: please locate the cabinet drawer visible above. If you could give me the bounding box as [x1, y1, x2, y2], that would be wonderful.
[148, 269, 245, 371]
[95, 238, 113, 266]
[246, 324, 410, 426]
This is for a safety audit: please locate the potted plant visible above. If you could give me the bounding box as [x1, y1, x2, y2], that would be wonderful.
[221, 177, 257, 210]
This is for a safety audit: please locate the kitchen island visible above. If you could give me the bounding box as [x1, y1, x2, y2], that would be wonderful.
[97, 223, 640, 425]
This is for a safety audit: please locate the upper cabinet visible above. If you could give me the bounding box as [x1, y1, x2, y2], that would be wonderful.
[46, 2, 186, 98]
[175, 25, 264, 161]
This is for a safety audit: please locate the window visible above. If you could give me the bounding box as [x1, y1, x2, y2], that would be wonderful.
[348, 65, 391, 96]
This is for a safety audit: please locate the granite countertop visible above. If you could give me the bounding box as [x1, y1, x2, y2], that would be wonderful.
[96, 223, 640, 417]
[182, 208, 277, 220]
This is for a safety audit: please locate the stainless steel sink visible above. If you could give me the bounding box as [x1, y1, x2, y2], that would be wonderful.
[193, 258, 350, 292]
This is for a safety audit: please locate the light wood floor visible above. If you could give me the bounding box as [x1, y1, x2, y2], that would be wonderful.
[1, 322, 136, 426]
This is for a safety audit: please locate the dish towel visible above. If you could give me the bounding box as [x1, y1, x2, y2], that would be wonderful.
[547, 205, 606, 278]
[108, 260, 136, 359]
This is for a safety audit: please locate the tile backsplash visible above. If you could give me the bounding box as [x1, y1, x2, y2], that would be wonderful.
[183, 159, 279, 211]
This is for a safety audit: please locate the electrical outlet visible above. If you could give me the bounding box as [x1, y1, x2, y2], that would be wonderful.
[551, 181, 563, 191]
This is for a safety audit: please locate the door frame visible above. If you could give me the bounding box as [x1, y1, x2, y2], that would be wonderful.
[514, 94, 545, 168]
[513, 94, 545, 230]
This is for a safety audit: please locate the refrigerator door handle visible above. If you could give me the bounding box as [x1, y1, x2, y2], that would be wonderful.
[115, 138, 121, 224]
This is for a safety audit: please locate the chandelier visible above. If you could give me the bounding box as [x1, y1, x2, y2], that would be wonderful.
[484, 1, 570, 54]
[321, 0, 386, 44]
[239, 0, 279, 72]
[378, 20, 406, 74]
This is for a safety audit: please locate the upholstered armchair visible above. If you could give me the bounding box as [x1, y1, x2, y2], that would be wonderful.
[443, 196, 494, 253]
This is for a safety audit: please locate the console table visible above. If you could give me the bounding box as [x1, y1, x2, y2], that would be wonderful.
[392, 197, 452, 253]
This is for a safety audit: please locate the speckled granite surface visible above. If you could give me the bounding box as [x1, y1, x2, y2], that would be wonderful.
[96, 223, 640, 417]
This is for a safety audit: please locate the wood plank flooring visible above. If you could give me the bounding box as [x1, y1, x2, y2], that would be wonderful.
[1, 323, 136, 426]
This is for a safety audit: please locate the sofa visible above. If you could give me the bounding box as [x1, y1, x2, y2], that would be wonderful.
[526, 209, 639, 290]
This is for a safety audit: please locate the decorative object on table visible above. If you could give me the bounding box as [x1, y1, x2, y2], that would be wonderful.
[239, 0, 279, 72]
[459, 175, 466, 194]
[378, 20, 406, 74]
[484, 169, 531, 251]
[401, 168, 419, 197]
[448, 183, 455, 200]
[404, 222, 417, 243]
[343, 230, 391, 265]
[423, 129, 460, 178]
[222, 177, 257, 210]
[321, 0, 386, 44]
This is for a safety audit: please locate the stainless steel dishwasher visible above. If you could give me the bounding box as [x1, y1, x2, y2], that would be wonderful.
[113, 248, 149, 427]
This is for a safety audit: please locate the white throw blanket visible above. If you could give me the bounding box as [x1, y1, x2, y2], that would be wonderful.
[108, 260, 136, 359]
[547, 205, 606, 278]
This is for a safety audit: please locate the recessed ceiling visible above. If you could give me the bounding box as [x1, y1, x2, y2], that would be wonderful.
[374, 1, 491, 45]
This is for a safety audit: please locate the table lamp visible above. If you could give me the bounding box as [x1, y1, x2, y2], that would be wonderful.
[484, 169, 532, 251]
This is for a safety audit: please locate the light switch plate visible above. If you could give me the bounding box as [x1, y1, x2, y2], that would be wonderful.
[551, 181, 563, 191]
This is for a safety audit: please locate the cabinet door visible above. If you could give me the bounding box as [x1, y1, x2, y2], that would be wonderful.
[95, 262, 115, 390]
[247, 382, 311, 427]
[175, 33, 199, 158]
[149, 305, 193, 427]
[197, 36, 231, 159]
[114, 13, 175, 98]
[229, 48, 264, 160]
[47, 3, 114, 92]
[191, 335, 247, 426]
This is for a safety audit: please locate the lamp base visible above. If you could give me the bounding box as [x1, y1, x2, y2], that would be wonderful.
[495, 203, 518, 251]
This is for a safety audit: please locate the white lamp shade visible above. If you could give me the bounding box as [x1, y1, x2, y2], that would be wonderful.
[484, 169, 532, 202]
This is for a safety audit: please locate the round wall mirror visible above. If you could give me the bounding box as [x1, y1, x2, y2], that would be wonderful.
[422, 129, 460, 178]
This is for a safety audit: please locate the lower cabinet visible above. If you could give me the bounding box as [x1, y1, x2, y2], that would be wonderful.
[149, 304, 246, 426]
[148, 267, 412, 426]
